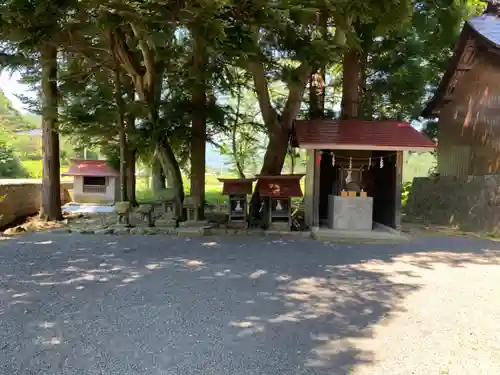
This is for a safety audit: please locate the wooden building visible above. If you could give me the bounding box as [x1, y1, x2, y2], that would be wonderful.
[422, 2, 500, 177]
[292, 120, 435, 231]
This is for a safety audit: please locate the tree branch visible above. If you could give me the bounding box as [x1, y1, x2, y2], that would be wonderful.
[0, 52, 34, 70]
[129, 22, 156, 94]
[282, 62, 312, 126]
[112, 28, 142, 81]
[247, 60, 278, 129]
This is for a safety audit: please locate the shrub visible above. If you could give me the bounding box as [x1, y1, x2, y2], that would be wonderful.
[0, 130, 28, 178]
[401, 181, 413, 207]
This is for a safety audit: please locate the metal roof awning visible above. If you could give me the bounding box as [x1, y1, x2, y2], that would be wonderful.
[292, 120, 436, 152]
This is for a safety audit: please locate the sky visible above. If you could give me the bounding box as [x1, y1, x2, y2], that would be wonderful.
[0, 70, 32, 113]
[0, 70, 227, 167]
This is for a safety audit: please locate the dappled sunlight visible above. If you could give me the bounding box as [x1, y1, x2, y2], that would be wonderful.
[229, 319, 265, 337]
[201, 241, 219, 247]
[248, 269, 267, 279]
[353, 248, 500, 273]
[1, 233, 500, 373]
[184, 259, 205, 267]
[218, 262, 419, 371]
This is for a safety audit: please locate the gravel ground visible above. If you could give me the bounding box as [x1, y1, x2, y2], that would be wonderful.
[0, 233, 499, 374]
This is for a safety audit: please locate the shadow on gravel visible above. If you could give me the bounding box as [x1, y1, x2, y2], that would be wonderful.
[0, 233, 499, 374]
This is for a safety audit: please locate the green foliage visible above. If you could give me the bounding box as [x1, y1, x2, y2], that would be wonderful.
[218, 74, 266, 177]
[401, 180, 412, 207]
[361, 0, 484, 120]
[20, 159, 42, 178]
[403, 151, 436, 182]
[0, 89, 35, 132]
[0, 128, 27, 178]
[423, 120, 438, 142]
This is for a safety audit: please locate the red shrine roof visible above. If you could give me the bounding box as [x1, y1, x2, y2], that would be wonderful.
[292, 120, 435, 151]
[257, 174, 304, 198]
[218, 178, 256, 195]
[62, 159, 119, 177]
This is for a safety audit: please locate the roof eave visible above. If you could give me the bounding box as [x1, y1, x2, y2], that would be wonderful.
[298, 143, 435, 152]
[421, 25, 474, 118]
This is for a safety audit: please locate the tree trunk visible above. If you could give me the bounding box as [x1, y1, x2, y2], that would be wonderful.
[126, 148, 137, 206]
[152, 156, 166, 194]
[111, 35, 128, 202]
[125, 79, 136, 205]
[289, 149, 296, 174]
[340, 49, 362, 120]
[260, 126, 290, 175]
[247, 60, 311, 218]
[190, 37, 207, 220]
[39, 42, 62, 221]
[148, 103, 184, 209]
[250, 126, 289, 215]
[309, 13, 326, 120]
[231, 85, 245, 178]
[231, 123, 245, 178]
[309, 68, 325, 120]
[155, 139, 184, 218]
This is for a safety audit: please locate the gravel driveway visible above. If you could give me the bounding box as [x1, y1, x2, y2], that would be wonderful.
[0, 232, 499, 374]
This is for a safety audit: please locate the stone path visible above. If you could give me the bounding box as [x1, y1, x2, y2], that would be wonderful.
[0, 232, 499, 374]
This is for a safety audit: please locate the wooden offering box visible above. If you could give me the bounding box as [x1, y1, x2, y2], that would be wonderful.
[218, 178, 256, 224]
[256, 174, 304, 230]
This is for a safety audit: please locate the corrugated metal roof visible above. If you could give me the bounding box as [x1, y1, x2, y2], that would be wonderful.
[292, 120, 436, 151]
[468, 14, 500, 47]
[62, 159, 119, 177]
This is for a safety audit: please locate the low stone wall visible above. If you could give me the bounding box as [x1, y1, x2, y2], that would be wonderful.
[405, 175, 500, 233]
[0, 180, 73, 228]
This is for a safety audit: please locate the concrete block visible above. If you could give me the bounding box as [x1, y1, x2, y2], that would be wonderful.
[328, 195, 373, 231]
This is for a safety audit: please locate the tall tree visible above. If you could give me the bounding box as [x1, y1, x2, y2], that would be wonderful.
[110, 29, 128, 202]
[39, 42, 62, 220]
[0, 0, 78, 220]
[189, 36, 207, 218]
[336, 1, 414, 120]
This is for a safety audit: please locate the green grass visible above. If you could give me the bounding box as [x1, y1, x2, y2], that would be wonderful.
[136, 173, 226, 204]
[20, 159, 68, 179]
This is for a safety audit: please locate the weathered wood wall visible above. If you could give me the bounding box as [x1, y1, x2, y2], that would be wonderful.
[438, 50, 500, 177]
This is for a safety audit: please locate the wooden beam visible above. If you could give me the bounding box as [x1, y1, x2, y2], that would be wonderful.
[394, 151, 403, 231]
[456, 64, 473, 71]
[312, 149, 321, 228]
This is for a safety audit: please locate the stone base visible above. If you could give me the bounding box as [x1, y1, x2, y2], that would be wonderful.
[224, 220, 248, 229]
[154, 219, 177, 228]
[176, 226, 207, 236]
[178, 220, 211, 228]
[269, 222, 290, 232]
[328, 195, 373, 231]
[311, 226, 409, 243]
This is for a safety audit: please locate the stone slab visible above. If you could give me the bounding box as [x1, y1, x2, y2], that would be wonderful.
[328, 195, 373, 231]
[311, 226, 410, 243]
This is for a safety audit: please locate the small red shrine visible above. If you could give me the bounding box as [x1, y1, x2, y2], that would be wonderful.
[218, 178, 256, 224]
[256, 174, 304, 230]
[62, 159, 119, 204]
